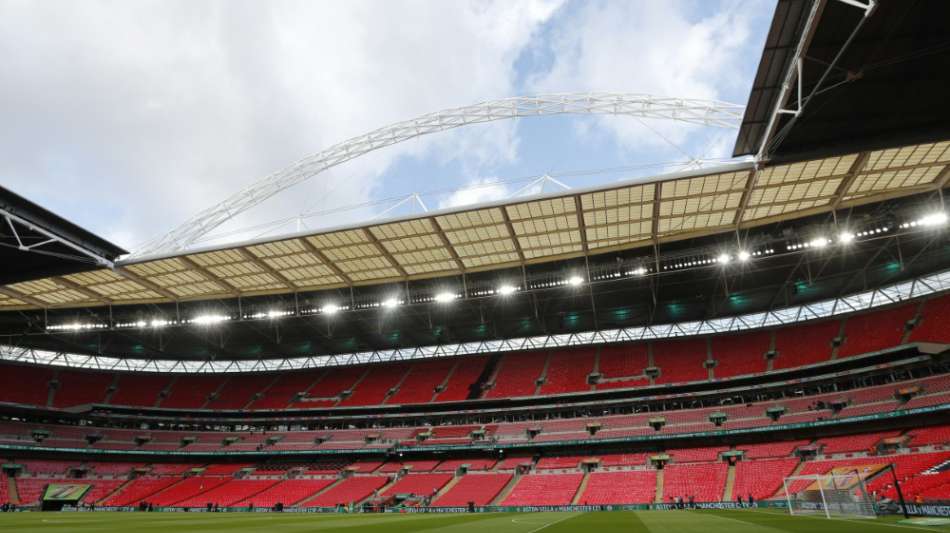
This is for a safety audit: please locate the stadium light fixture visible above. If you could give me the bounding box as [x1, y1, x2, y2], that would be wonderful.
[566, 275, 584, 287]
[716, 253, 731, 265]
[321, 304, 342, 315]
[737, 250, 751, 262]
[630, 267, 647, 276]
[809, 237, 830, 249]
[434, 291, 458, 303]
[918, 212, 948, 227]
[192, 314, 228, 326]
[150, 319, 170, 328]
[381, 297, 400, 309]
[496, 284, 518, 296]
[838, 231, 855, 244]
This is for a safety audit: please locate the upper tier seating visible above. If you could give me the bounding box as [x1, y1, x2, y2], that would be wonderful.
[0, 298, 947, 416]
[837, 304, 916, 358]
[434, 473, 511, 506]
[0, 364, 53, 406]
[387, 359, 455, 405]
[596, 344, 649, 390]
[249, 370, 323, 410]
[302, 476, 388, 507]
[772, 320, 840, 370]
[206, 374, 272, 410]
[579, 470, 657, 504]
[160, 375, 223, 409]
[485, 352, 547, 398]
[109, 373, 170, 407]
[435, 356, 487, 402]
[653, 339, 708, 384]
[51, 370, 113, 407]
[662, 462, 727, 502]
[501, 473, 584, 506]
[539, 349, 596, 395]
[711, 331, 770, 379]
[909, 294, 950, 343]
[339, 363, 410, 407]
[732, 458, 800, 500]
[292, 366, 365, 408]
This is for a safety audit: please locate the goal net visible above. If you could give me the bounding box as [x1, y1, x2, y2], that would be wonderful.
[782, 471, 876, 519]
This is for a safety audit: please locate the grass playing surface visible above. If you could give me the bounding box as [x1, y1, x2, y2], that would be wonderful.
[1, 509, 947, 533]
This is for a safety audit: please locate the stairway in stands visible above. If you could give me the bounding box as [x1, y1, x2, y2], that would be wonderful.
[469, 353, 502, 400]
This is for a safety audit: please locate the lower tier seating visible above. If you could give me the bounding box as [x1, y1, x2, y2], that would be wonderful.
[579, 470, 657, 504]
[662, 463, 728, 502]
[301, 476, 388, 507]
[501, 473, 584, 506]
[434, 473, 512, 506]
[732, 458, 800, 500]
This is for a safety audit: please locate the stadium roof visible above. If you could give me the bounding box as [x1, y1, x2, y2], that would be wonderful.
[0, 185, 126, 293]
[735, 0, 950, 162]
[0, 139, 946, 311]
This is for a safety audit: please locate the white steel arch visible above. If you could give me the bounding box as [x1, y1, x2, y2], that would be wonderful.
[134, 93, 745, 258]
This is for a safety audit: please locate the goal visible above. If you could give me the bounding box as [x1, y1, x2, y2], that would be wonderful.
[782, 471, 876, 519]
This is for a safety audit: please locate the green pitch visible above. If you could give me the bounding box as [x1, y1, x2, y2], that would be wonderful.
[0, 509, 947, 533]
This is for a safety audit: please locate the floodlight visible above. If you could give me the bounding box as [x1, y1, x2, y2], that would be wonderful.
[321, 304, 341, 315]
[919, 212, 948, 227]
[381, 298, 400, 309]
[716, 253, 731, 265]
[434, 291, 457, 303]
[496, 284, 517, 296]
[192, 314, 227, 325]
[566, 275, 584, 287]
[838, 231, 855, 244]
[809, 237, 829, 248]
[737, 250, 751, 262]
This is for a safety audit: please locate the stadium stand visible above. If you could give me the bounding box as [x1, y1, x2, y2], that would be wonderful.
[501, 473, 584, 506]
[434, 473, 512, 506]
[772, 320, 840, 370]
[539, 348, 596, 395]
[485, 352, 548, 399]
[578, 470, 657, 504]
[653, 339, 709, 384]
[301, 476, 388, 507]
[732, 458, 800, 500]
[241, 479, 336, 508]
[662, 462, 728, 502]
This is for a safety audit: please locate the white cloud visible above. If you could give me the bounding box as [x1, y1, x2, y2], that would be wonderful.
[528, 0, 763, 158]
[0, 0, 563, 251]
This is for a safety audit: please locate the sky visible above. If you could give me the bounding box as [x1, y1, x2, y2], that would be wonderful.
[0, 0, 775, 256]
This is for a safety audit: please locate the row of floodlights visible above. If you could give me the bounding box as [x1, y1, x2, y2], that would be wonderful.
[44, 212, 947, 332]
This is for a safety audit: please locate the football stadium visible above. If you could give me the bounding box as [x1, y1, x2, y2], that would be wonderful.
[1, 0, 950, 531]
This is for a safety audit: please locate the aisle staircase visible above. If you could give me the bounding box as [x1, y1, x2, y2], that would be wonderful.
[722, 464, 736, 501]
[655, 469, 664, 503]
[571, 472, 591, 504]
[491, 475, 521, 505]
[293, 478, 344, 507]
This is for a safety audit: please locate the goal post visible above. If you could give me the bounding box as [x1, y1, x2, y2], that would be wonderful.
[782, 471, 876, 519]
